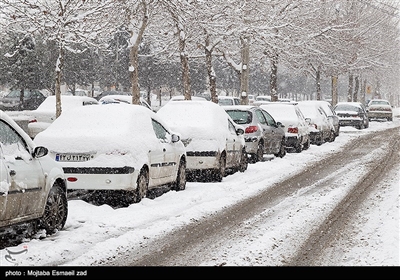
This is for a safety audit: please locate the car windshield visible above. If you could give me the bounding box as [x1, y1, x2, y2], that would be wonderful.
[226, 110, 252, 125]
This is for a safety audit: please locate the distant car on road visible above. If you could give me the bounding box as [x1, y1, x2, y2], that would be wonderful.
[0, 89, 46, 111]
[224, 105, 286, 163]
[334, 102, 369, 129]
[34, 104, 187, 206]
[0, 110, 68, 236]
[366, 99, 393, 121]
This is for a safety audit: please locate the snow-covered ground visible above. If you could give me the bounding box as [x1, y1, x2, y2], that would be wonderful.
[0, 109, 399, 267]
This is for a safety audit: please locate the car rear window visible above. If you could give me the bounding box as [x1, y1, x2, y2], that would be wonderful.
[226, 110, 252, 125]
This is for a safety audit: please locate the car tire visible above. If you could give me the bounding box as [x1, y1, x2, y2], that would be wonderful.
[295, 139, 303, 153]
[255, 142, 264, 163]
[274, 139, 286, 158]
[133, 168, 149, 203]
[239, 148, 248, 172]
[303, 137, 310, 150]
[39, 183, 68, 234]
[172, 159, 186, 191]
[214, 153, 226, 182]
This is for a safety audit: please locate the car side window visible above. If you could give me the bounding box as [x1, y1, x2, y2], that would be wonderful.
[228, 119, 237, 135]
[261, 110, 276, 126]
[255, 109, 267, 125]
[152, 119, 171, 143]
[0, 120, 30, 160]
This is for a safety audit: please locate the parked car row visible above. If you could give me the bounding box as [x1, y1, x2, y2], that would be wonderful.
[1, 94, 394, 244]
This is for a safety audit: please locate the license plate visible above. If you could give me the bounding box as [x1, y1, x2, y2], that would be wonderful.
[55, 153, 93, 162]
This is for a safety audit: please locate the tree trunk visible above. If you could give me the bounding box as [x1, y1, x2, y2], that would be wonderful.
[130, 45, 140, 105]
[269, 50, 279, 102]
[316, 66, 321, 100]
[331, 76, 338, 106]
[347, 73, 353, 102]
[353, 75, 359, 102]
[361, 78, 367, 105]
[55, 45, 64, 118]
[205, 36, 217, 104]
[179, 38, 191, 100]
[129, 1, 149, 105]
[240, 37, 250, 105]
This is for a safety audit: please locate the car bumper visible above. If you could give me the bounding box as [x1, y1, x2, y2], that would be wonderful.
[338, 118, 363, 127]
[285, 136, 301, 148]
[368, 112, 392, 119]
[186, 151, 219, 170]
[62, 166, 138, 191]
[244, 137, 259, 154]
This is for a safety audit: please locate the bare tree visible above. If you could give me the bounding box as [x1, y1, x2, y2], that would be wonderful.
[0, 0, 117, 117]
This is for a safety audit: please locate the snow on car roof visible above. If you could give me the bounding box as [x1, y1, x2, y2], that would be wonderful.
[260, 103, 299, 120]
[157, 100, 230, 141]
[34, 104, 161, 156]
[35, 95, 98, 112]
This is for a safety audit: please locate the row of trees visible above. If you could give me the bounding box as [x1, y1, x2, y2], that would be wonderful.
[0, 0, 399, 117]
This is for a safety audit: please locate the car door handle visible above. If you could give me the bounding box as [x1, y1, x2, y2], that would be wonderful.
[10, 170, 16, 176]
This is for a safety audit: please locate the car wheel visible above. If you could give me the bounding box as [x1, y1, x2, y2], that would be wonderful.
[172, 159, 186, 191]
[295, 139, 303, 153]
[214, 153, 226, 182]
[239, 148, 248, 172]
[134, 168, 149, 203]
[274, 139, 286, 158]
[255, 142, 264, 162]
[303, 137, 310, 150]
[328, 131, 336, 142]
[39, 183, 68, 234]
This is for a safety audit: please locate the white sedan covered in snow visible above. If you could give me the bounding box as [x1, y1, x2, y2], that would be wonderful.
[34, 104, 187, 206]
[157, 100, 248, 182]
[27, 95, 99, 139]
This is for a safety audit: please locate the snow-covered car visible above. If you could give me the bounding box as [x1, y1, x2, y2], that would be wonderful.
[307, 100, 340, 137]
[224, 105, 286, 163]
[260, 103, 310, 153]
[27, 95, 99, 139]
[0, 89, 46, 111]
[34, 104, 187, 206]
[98, 94, 152, 110]
[217, 96, 240, 106]
[248, 94, 256, 105]
[169, 95, 208, 102]
[0, 110, 68, 235]
[256, 95, 272, 102]
[366, 99, 393, 121]
[157, 100, 248, 182]
[334, 102, 369, 129]
[297, 101, 336, 145]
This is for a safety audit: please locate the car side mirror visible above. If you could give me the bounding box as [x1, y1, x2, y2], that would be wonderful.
[33, 146, 48, 158]
[277, 121, 285, 128]
[171, 134, 180, 143]
[305, 118, 311, 125]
